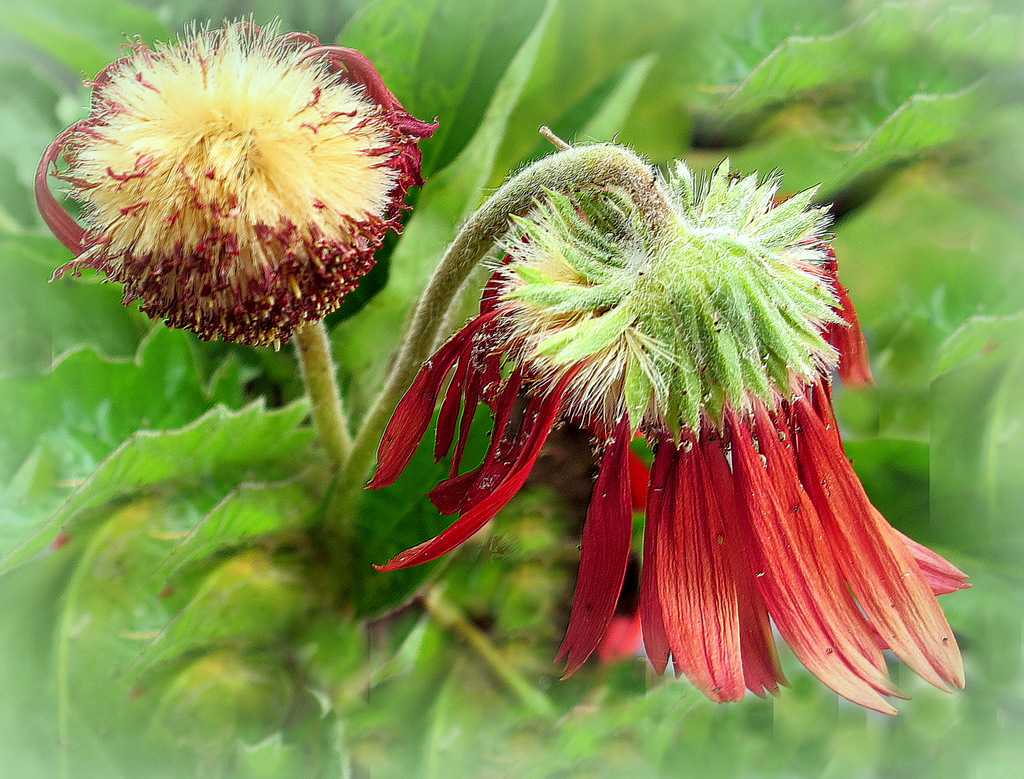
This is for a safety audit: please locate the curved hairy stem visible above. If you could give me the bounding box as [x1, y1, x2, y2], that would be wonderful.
[336, 143, 674, 513]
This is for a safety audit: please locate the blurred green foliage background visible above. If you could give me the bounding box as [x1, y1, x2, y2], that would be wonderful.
[1, 0, 1023, 776]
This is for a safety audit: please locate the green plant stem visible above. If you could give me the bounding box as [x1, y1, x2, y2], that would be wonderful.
[294, 320, 352, 466]
[337, 143, 674, 511]
[423, 587, 557, 719]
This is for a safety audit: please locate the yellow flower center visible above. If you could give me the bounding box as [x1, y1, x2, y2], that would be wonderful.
[68, 24, 398, 266]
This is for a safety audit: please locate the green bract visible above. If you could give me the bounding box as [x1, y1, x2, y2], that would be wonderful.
[498, 160, 842, 435]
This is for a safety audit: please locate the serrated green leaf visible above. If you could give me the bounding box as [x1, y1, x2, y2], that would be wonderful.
[332, 0, 555, 421]
[0, 401, 316, 572]
[924, 6, 1024, 65]
[843, 84, 984, 179]
[715, 7, 910, 116]
[0, 327, 207, 483]
[162, 481, 315, 575]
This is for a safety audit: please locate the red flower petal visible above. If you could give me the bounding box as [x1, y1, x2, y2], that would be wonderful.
[434, 351, 470, 462]
[428, 470, 482, 516]
[375, 371, 574, 571]
[793, 394, 965, 691]
[448, 352, 496, 477]
[639, 440, 674, 674]
[313, 46, 437, 142]
[822, 248, 873, 387]
[832, 278, 874, 387]
[370, 311, 496, 489]
[598, 612, 644, 663]
[654, 431, 745, 702]
[35, 126, 87, 256]
[558, 416, 635, 676]
[627, 444, 650, 512]
[729, 404, 902, 715]
[428, 366, 524, 515]
[703, 433, 786, 697]
[896, 529, 971, 595]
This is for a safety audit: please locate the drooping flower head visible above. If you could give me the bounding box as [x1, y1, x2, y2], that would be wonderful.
[371, 157, 968, 714]
[36, 21, 435, 345]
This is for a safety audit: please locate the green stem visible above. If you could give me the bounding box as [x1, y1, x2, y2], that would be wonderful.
[337, 143, 674, 510]
[423, 587, 557, 719]
[294, 320, 352, 466]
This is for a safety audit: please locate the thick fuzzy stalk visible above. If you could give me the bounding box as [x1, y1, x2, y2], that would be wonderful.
[295, 321, 352, 466]
[338, 143, 674, 505]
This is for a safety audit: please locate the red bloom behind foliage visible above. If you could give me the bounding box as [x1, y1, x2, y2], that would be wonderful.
[370, 162, 968, 713]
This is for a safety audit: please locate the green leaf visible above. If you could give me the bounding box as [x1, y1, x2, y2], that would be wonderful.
[0, 0, 170, 77]
[575, 55, 657, 143]
[348, 439, 457, 618]
[934, 312, 1024, 375]
[931, 312, 1024, 566]
[162, 481, 315, 575]
[691, 3, 1005, 191]
[0, 327, 205, 483]
[349, 403, 493, 617]
[332, 0, 556, 420]
[843, 84, 984, 180]
[0, 232, 146, 373]
[715, 5, 918, 117]
[342, 0, 548, 179]
[0, 400, 316, 571]
[923, 6, 1024, 65]
[520, 53, 657, 159]
[0, 64, 62, 230]
[139, 549, 313, 672]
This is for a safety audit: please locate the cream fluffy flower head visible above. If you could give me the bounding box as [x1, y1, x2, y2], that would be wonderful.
[37, 22, 435, 345]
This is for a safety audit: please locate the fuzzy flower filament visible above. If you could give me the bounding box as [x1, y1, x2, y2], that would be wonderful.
[37, 22, 435, 345]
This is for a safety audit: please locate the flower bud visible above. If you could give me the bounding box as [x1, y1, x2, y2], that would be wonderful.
[36, 21, 435, 345]
[496, 161, 840, 435]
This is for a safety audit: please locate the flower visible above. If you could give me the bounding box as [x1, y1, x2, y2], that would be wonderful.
[36, 22, 435, 346]
[370, 159, 969, 713]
